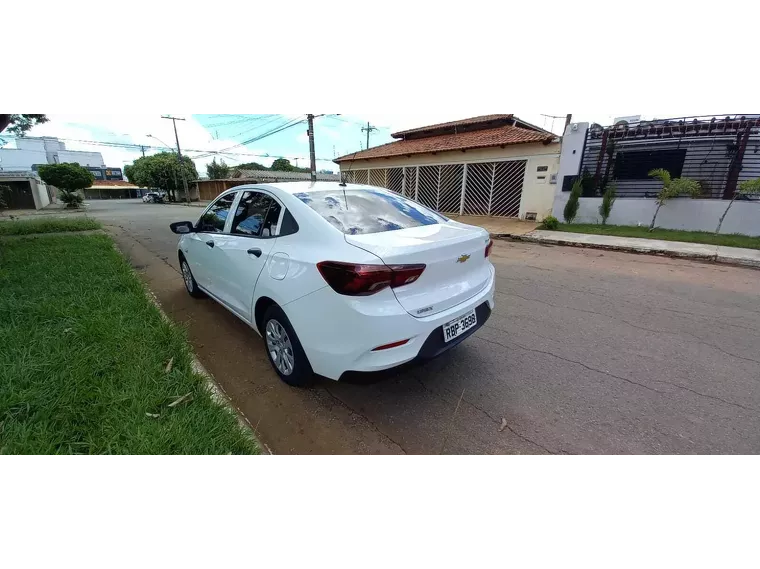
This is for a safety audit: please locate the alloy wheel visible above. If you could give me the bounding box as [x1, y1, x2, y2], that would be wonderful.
[181, 262, 194, 292]
[266, 319, 295, 376]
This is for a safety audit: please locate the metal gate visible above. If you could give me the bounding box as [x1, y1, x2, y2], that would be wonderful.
[463, 161, 526, 217]
[343, 160, 526, 218]
[2, 181, 36, 210]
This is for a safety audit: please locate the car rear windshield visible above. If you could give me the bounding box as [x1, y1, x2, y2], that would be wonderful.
[293, 189, 446, 235]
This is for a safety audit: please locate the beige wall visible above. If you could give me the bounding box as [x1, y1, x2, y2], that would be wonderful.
[339, 142, 561, 220]
[31, 179, 50, 209]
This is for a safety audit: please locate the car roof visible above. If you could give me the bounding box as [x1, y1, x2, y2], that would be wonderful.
[242, 181, 381, 195]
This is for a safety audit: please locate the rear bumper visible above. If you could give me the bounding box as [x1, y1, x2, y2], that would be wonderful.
[284, 265, 495, 381]
[415, 301, 492, 360]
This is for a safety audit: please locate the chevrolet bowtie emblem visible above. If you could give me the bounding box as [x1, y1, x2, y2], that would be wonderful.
[456, 254, 471, 264]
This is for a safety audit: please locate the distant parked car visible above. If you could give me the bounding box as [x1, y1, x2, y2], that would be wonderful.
[170, 182, 495, 387]
[143, 191, 167, 204]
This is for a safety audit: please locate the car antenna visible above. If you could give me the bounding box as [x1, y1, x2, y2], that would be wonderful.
[339, 150, 360, 209]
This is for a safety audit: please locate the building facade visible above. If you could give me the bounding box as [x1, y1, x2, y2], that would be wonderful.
[335, 115, 561, 221]
[0, 137, 106, 172]
[553, 116, 760, 235]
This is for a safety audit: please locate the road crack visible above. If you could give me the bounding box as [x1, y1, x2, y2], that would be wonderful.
[499, 290, 760, 368]
[473, 335, 757, 413]
[322, 386, 408, 454]
[415, 378, 556, 455]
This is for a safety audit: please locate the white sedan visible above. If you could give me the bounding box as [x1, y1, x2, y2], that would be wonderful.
[170, 182, 495, 387]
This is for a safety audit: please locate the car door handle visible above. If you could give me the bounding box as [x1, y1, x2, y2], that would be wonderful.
[206, 240, 215, 249]
[247, 248, 263, 258]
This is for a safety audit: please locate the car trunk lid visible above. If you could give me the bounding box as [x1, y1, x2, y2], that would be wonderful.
[346, 222, 492, 317]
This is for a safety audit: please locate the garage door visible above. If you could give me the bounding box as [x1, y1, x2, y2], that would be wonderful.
[463, 161, 526, 217]
[1, 181, 36, 210]
[347, 160, 526, 217]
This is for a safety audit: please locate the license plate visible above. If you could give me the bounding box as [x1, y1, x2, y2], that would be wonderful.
[443, 309, 477, 343]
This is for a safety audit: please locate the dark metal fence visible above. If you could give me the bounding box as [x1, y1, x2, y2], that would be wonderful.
[569, 115, 760, 200]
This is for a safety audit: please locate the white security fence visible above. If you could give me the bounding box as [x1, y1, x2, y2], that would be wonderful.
[343, 160, 528, 217]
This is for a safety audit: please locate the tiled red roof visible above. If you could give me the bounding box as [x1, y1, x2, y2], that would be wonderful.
[392, 114, 515, 139]
[335, 125, 554, 163]
[90, 180, 137, 188]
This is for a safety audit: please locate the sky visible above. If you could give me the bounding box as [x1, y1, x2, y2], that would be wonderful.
[0, 112, 622, 177]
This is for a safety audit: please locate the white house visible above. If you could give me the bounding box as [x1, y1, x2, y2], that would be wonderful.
[0, 137, 105, 172]
[335, 115, 561, 221]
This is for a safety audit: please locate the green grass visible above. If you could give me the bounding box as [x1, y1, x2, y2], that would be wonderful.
[0, 216, 101, 236]
[0, 234, 258, 454]
[549, 223, 760, 250]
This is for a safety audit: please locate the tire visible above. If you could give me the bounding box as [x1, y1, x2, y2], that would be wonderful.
[262, 305, 314, 387]
[180, 258, 206, 299]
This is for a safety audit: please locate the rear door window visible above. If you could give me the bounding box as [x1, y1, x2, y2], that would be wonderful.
[231, 191, 283, 238]
[294, 188, 445, 235]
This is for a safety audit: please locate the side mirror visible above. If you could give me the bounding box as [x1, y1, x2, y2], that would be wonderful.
[170, 221, 195, 235]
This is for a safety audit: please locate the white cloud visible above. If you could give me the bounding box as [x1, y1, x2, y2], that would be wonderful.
[20, 114, 275, 176]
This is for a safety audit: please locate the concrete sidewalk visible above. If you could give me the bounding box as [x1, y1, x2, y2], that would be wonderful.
[505, 230, 760, 269]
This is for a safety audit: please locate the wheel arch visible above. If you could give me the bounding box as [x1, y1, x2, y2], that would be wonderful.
[254, 295, 279, 335]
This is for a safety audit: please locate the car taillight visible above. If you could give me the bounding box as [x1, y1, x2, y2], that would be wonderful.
[485, 239, 494, 258]
[317, 261, 426, 296]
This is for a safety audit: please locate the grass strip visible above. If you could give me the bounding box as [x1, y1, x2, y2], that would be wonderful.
[551, 224, 760, 250]
[0, 216, 102, 236]
[0, 234, 257, 454]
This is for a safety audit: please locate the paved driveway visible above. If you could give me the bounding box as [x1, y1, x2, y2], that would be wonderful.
[88, 199, 760, 454]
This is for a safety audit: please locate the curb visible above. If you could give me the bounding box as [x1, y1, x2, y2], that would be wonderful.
[143, 287, 273, 455]
[495, 233, 760, 270]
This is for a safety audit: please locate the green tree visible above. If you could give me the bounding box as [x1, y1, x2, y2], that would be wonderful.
[716, 178, 760, 234]
[598, 184, 617, 225]
[234, 161, 268, 171]
[0, 114, 49, 135]
[125, 153, 198, 202]
[563, 179, 583, 224]
[206, 157, 230, 180]
[648, 169, 702, 231]
[271, 158, 295, 172]
[38, 163, 94, 208]
[124, 164, 136, 185]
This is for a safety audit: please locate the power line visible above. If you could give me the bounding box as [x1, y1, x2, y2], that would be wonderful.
[193, 115, 307, 159]
[1, 125, 343, 166]
[227, 114, 287, 139]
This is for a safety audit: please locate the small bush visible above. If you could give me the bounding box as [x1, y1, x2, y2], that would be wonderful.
[58, 190, 84, 208]
[563, 179, 582, 224]
[542, 215, 559, 230]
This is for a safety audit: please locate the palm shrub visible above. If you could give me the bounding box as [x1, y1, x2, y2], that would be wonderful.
[716, 178, 760, 234]
[598, 184, 617, 225]
[563, 179, 583, 224]
[648, 169, 701, 231]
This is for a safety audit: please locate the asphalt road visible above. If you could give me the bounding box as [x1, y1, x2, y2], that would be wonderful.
[86, 199, 760, 454]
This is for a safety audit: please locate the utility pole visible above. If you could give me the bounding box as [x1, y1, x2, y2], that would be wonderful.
[361, 121, 378, 150]
[162, 115, 191, 204]
[307, 114, 317, 183]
